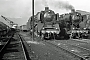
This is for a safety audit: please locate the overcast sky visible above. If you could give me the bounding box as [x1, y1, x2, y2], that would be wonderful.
[0, 0, 90, 25]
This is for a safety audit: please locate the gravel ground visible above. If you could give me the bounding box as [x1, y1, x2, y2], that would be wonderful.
[53, 39, 90, 50]
[19, 32, 82, 60]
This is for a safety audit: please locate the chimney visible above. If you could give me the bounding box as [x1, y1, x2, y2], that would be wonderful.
[45, 7, 49, 11]
[71, 9, 75, 13]
[56, 13, 59, 21]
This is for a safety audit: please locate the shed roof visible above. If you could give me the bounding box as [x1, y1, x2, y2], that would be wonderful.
[76, 10, 90, 15]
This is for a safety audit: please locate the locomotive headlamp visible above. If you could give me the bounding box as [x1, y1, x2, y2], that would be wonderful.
[56, 28, 58, 29]
[48, 11, 50, 13]
[42, 28, 45, 29]
[30, 29, 33, 32]
[56, 28, 59, 31]
[77, 14, 79, 16]
[41, 30, 45, 33]
[84, 28, 86, 30]
[72, 28, 75, 29]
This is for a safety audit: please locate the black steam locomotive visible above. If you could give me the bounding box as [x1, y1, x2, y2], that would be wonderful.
[36, 7, 61, 40]
[28, 7, 70, 40]
[60, 9, 89, 39]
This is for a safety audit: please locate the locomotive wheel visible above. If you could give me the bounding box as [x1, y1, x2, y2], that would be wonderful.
[82, 34, 88, 39]
[55, 34, 60, 40]
[44, 36, 51, 40]
[44, 33, 51, 40]
[64, 34, 70, 40]
[72, 33, 78, 39]
[50, 33, 54, 39]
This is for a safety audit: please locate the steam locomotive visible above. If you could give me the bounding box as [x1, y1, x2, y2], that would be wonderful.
[36, 7, 61, 40]
[27, 7, 70, 40]
[61, 9, 90, 39]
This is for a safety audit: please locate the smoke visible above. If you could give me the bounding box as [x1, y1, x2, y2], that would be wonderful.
[48, 0, 74, 10]
[34, 0, 74, 14]
[58, 2, 74, 10]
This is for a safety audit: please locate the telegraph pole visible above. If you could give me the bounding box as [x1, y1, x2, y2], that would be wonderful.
[32, 0, 34, 41]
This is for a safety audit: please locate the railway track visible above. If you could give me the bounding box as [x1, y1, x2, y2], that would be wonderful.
[71, 39, 90, 43]
[0, 33, 31, 60]
[56, 39, 90, 51]
[0, 32, 14, 58]
[56, 41, 90, 58]
[17, 34, 31, 60]
[44, 40, 90, 60]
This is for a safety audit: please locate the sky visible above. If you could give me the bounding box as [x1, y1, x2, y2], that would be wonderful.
[0, 0, 90, 26]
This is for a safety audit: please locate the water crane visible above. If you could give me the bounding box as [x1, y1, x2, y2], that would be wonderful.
[1, 15, 18, 29]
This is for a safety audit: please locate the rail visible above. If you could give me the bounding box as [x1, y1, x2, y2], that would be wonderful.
[45, 41, 89, 60]
[0, 32, 14, 59]
[17, 34, 31, 60]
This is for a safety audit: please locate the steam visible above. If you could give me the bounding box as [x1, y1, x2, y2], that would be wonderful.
[51, 1, 74, 10]
[44, 0, 74, 10]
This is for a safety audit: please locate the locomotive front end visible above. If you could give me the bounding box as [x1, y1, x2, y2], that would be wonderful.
[33, 7, 61, 40]
[41, 27, 59, 34]
[41, 25, 60, 40]
[72, 28, 89, 39]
